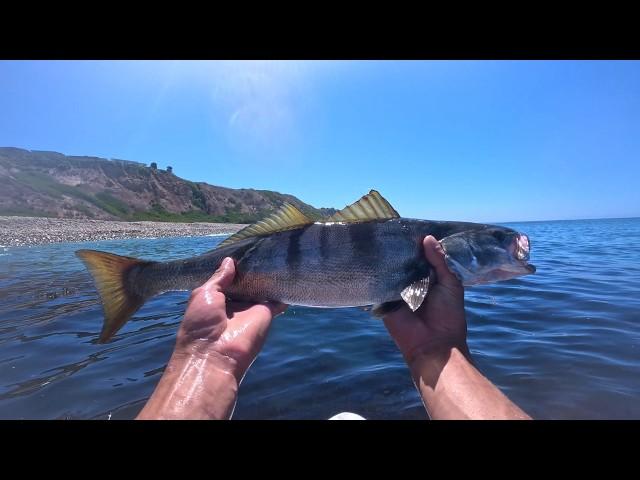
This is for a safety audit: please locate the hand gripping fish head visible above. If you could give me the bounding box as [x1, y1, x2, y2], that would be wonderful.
[440, 227, 536, 286]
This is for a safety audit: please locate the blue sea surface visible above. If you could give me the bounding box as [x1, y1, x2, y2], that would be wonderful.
[1, 218, 639, 419]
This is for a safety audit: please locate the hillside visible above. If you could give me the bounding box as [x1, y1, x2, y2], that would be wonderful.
[0, 147, 336, 223]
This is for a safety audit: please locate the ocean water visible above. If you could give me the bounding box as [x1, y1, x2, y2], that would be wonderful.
[1, 218, 639, 420]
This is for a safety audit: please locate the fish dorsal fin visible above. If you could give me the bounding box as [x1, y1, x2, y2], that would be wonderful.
[217, 203, 313, 249]
[327, 190, 400, 223]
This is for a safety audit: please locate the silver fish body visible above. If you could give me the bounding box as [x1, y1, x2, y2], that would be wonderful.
[76, 190, 536, 343]
[132, 218, 486, 307]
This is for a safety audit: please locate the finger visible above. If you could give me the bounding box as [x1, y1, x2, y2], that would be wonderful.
[222, 303, 279, 350]
[382, 306, 426, 353]
[187, 257, 236, 311]
[267, 302, 288, 317]
[382, 304, 415, 336]
[180, 259, 236, 342]
[204, 257, 236, 292]
[232, 302, 288, 333]
[423, 236, 459, 287]
[227, 301, 288, 320]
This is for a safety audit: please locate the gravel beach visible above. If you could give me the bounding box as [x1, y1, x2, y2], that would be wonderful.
[0, 216, 246, 247]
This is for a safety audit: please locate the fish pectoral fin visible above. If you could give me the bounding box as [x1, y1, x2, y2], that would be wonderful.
[371, 301, 404, 317]
[371, 277, 430, 317]
[217, 202, 313, 249]
[400, 276, 430, 312]
[326, 190, 400, 223]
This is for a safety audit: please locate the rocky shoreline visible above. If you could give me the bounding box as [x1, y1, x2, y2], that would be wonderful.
[0, 216, 246, 247]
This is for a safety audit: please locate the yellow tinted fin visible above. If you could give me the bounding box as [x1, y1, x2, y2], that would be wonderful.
[217, 203, 313, 249]
[327, 190, 400, 223]
[76, 249, 151, 343]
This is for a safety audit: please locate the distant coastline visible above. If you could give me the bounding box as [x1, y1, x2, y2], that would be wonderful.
[0, 216, 245, 248]
[496, 216, 640, 225]
[0, 147, 336, 224]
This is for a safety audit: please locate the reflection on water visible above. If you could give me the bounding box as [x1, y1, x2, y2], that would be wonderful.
[0, 219, 639, 419]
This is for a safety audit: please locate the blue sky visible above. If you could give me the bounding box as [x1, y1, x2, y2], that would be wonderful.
[1, 60, 639, 222]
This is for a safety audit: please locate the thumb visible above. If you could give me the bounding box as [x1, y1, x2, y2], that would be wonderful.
[423, 236, 460, 288]
[205, 257, 236, 292]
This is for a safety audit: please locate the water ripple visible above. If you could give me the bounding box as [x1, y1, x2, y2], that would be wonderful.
[1, 220, 640, 418]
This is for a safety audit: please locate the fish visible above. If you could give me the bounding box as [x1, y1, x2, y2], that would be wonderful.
[76, 190, 536, 343]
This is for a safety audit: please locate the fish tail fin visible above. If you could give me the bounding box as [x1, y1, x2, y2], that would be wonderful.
[76, 249, 153, 343]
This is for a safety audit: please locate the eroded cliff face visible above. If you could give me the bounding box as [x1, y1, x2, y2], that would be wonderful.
[0, 147, 335, 222]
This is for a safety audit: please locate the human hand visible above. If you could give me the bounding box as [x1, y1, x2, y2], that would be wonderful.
[383, 237, 532, 420]
[383, 236, 469, 370]
[173, 257, 287, 382]
[137, 257, 287, 420]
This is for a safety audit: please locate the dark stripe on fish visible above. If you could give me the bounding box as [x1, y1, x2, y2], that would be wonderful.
[230, 238, 265, 285]
[319, 225, 331, 262]
[349, 221, 376, 265]
[233, 239, 262, 264]
[286, 228, 304, 278]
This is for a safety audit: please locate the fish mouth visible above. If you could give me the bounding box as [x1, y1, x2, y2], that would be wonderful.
[511, 233, 530, 261]
[510, 233, 536, 274]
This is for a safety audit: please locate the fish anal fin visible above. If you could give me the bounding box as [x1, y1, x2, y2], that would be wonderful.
[327, 190, 400, 223]
[217, 203, 313, 249]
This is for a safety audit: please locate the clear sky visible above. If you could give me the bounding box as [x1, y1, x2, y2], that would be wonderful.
[1, 60, 639, 222]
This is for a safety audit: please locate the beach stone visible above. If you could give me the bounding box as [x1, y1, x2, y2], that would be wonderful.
[0, 216, 246, 247]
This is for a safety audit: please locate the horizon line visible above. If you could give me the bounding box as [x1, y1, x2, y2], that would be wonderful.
[494, 215, 640, 224]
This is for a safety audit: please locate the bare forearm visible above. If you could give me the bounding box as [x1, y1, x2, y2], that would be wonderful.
[410, 347, 531, 420]
[137, 352, 239, 420]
